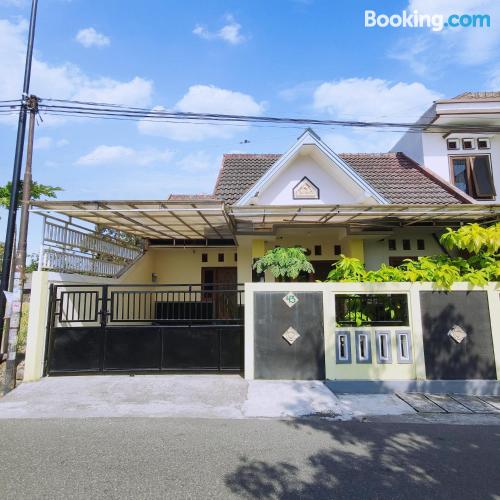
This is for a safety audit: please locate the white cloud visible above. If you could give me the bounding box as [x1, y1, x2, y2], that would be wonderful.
[34, 136, 69, 149]
[323, 130, 404, 153]
[0, 0, 25, 5]
[176, 151, 214, 172]
[75, 145, 173, 167]
[0, 18, 152, 124]
[391, 0, 500, 75]
[138, 84, 265, 141]
[75, 27, 110, 48]
[313, 78, 441, 122]
[193, 14, 246, 45]
[34, 136, 53, 150]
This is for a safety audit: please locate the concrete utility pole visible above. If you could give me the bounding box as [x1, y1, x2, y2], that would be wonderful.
[0, 0, 38, 346]
[2, 96, 38, 394]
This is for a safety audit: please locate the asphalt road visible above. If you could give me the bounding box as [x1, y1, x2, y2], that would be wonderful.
[0, 417, 499, 500]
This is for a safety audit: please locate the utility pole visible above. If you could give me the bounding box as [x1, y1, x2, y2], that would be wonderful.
[2, 96, 38, 394]
[0, 0, 38, 347]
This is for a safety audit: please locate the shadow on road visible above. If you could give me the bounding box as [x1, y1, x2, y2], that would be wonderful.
[224, 418, 500, 499]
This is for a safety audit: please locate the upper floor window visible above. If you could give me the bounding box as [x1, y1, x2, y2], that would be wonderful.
[450, 155, 496, 199]
[462, 138, 475, 150]
[447, 138, 459, 150]
[477, 138, 491, 150]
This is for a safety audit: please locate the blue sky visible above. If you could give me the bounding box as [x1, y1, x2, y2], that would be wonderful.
[1, 0, 500, 251]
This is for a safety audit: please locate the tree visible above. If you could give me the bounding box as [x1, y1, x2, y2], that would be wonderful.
[0, 180, 62, 209]
[253, 246, 315, 281]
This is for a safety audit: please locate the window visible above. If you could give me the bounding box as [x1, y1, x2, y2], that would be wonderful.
[218, 253, 224, 262]
[336, 294, 409, 327]
[447, 138, 459, 150]
[396, 331, 412, 363]
[388, 239, 396, 251]
[335, 331, 351, 364]
[234, 253, 238, 262]
[252, 258, 264, 282]
[314, 245, 322, 256]
[477, 138, 490, 150]
[376, 331, 392, 364]
[334, 245, 342, 256]
[450, 155, 496, 199]
[201, 253, 208, 263]
[389, 256, 417, 267]
[417, 239, 425, 251]
[355, 331, 372, 363]
[462, 138, 475, 150]
[402, 239, 411, 251]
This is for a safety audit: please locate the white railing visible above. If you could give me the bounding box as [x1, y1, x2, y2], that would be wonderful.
[41, 249, 126, 276]
[44, 222, 141, 260]
[38, 216, 143, 277]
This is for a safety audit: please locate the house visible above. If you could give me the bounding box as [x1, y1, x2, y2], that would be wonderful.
[24, 100, 500, 385]
[393, 91, 500, 203]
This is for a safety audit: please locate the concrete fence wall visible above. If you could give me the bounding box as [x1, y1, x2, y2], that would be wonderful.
[244, 282, 500, 385]
[23, 272, 500, 386]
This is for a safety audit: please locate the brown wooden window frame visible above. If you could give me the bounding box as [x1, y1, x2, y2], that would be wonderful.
[449, 154, 495, 200]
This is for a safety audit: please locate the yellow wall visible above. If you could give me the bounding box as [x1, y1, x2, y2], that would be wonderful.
[120, 246, 238, 284]
[119, 227, 449, 285]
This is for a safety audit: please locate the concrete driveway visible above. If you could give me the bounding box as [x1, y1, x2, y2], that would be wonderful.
[0, 375, 413, 419]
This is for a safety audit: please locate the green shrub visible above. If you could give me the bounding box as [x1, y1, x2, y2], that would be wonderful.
[325, 223, 500, 288]
[253, 246, 315, 280]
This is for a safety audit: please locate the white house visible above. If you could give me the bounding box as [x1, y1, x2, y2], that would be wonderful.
[19, 97, 500, 385]
[393, 91, 500, 203]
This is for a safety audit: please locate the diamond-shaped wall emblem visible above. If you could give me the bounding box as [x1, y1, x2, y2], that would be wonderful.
[448, 324, 467, 344]
[282, 327, 300, 345]
[283, 292, 299, 308]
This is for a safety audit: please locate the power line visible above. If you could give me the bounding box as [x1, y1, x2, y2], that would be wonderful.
[3, 96, 500, 134]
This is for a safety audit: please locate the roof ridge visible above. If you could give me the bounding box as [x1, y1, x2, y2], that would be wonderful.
[222, 153, 282, 158]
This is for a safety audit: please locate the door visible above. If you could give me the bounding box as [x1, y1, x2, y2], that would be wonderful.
[202, 267, 238, 320]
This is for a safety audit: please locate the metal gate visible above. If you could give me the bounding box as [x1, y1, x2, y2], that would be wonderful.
[45, 283, 244, 374]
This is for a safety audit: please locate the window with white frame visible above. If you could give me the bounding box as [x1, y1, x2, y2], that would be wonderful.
[462, 138, 475, 150]
[376, 331, 392, 364]
[477, 138, 490, 150]
[355, 331, 371, 363]
[396, 331, 412, 363]
[335, 331, 351, 364]
[447, 138, 460, 150]
[450, 155, 496, 199]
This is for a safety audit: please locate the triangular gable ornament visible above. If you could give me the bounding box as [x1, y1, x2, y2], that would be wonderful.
[293, 176, 319, 200]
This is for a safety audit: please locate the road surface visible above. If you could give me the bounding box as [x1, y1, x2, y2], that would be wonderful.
[1, 417, 499, 499]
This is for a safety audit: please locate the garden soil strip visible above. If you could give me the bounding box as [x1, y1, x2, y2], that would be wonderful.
[396, 393, 446, 413]
[449, 395, 500, 414]
[425, 394, 473, 413]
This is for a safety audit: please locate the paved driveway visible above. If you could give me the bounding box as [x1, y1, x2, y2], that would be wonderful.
[0, 375, 413, 419]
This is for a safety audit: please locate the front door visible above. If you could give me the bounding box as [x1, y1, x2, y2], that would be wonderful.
[202, 267, 238, 320]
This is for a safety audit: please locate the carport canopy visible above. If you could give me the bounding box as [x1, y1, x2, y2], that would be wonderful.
[31, 200, 235, 240]
[31, 200, 500, 239]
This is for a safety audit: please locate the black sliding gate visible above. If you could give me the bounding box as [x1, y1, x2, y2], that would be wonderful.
[45, 283, 244, 375]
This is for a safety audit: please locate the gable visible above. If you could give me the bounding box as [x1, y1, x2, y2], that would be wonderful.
[256, 149, 377, 205]
[237, 130, 387, 206]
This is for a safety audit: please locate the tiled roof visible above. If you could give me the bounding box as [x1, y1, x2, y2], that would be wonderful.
[213, 154, 281, 205]
[437, 91, 500, 103]
[167, 194, 220, 202]
[213, 153, 470, 205]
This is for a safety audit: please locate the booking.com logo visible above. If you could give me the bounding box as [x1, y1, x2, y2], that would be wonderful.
[365, 10, 491, 32]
